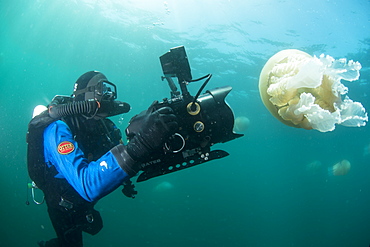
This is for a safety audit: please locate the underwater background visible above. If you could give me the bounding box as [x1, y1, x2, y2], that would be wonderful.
[1, 0, 370, 246]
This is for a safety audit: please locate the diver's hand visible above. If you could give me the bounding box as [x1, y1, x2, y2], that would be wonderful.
[111, 103, 177, 177]
[126, 106, 178, 161]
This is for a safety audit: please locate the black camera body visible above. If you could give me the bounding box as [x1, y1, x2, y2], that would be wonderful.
[127, 46, 243, 182]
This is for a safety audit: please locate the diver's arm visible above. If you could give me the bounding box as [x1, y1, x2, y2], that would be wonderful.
[43, 120, 130, 202]
[43, 106, 177, 202]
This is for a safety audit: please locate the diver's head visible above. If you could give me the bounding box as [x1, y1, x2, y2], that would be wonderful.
[72, 71, 117, 102]
[71, 71, 131, 118]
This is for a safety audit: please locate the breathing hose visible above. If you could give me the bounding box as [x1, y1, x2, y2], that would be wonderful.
[49, 99, 99, 119]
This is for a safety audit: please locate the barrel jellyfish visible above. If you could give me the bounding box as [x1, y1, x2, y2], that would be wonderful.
[328, 159, 351, 176]
[259, 49, 368, 132]
[233, 116, 250, 132]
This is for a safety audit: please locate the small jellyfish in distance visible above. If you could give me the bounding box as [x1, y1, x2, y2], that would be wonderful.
[153, 181, 174, 192]
[306, 160, 322, 175]
[363, 143, 370, 156]
[328, 159, 351, 176]
[233, 116, 250, 133]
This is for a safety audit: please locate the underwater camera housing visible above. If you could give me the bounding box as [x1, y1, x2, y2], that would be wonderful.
[127, 46, 243, 182]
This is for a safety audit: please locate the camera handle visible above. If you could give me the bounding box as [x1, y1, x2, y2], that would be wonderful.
[161, 76, 180, 98]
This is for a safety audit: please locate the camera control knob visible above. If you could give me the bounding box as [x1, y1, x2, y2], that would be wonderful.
[194, 121, 205, 133]
[187, 102, 201, 115]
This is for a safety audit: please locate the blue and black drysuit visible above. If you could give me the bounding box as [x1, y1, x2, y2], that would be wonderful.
[27, 103, 177, 247]
[28, 114, 137, 247]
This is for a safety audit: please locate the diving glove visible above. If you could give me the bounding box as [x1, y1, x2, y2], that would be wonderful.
[111, 103, 178, 176]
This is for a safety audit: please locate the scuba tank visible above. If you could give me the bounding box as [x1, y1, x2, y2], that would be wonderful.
[26, 95, 130, 205]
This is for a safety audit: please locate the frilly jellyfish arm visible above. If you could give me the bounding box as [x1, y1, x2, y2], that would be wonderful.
[285, 58, 324, 90]
[338, 96, 368, 127]
[266, 54, 321, 107]
[291, 93, 367, 132]
[293, 93, 340, 132]
[267, 80, 297, 107]
[325, 56, 361, 82]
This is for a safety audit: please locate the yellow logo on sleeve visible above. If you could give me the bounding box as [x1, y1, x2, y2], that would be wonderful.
[57, 141, 75, 155]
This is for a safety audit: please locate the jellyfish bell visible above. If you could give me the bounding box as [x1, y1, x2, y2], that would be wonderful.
[233, 116, 250, 133]
[259, 49, 311, 129]
[259, 49, 368, 132]
[328, 159, 351, 176]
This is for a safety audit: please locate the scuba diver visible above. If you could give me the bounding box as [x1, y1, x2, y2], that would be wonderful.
[27, 71, 178, 247]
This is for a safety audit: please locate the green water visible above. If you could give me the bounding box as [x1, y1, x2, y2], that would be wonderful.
[1, 0, 370, 246]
